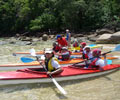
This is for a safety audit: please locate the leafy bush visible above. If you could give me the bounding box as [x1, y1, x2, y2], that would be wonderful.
[29, 13, 56, 32]
[0, 0, 120, 35]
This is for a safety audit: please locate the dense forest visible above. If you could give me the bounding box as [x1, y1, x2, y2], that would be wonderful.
[0, 0, 120, 36]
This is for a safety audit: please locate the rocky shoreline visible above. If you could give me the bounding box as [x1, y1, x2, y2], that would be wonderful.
[0, 29, 120, 46]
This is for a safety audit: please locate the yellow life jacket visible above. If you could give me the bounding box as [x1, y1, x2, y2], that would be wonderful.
[45, 57, 59, 72]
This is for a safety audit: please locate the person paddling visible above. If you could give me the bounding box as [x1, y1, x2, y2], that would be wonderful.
[80, 42, 87, 52]
[58, 47, 71, 61]
[73, 39, 79, 47]
[76, 48, 107, 70]
[82, 46, 93, 59]
[88, 49, 107, 71]
[53, 42, 61, 53]
[41, 48, 63, 75]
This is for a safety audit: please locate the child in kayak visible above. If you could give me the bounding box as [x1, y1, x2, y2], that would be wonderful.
[88, 48, 107, 71]
[81, 46, 93, 68]
[82, 46, 93, 59]
[41, 48, 63, 75]
[75, 48, 107, 70]
[53, 42, 61, 53]
[72, 39, 79, 52]
[80, 42, 87, 52]
[58, 47, 71, 61]
[73, 39, 79, 47]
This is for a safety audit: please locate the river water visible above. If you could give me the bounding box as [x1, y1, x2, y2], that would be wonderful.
[0, 41, 120, 100]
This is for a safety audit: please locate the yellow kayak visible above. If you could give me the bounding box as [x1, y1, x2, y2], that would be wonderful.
[70, 45, 103, 51]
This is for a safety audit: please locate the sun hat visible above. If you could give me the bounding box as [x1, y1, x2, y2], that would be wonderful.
[84, 46, 91, 49]
[80, 42, 86, 46]
[44, 48, 53, 54]
[61, 47, 68, 50]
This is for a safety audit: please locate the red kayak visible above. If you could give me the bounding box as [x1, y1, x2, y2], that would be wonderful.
[0, 64, 119, 85]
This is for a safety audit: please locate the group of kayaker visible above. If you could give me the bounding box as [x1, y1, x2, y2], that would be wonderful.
[39, 30, 108, 76]
[40, 47, 107, 76]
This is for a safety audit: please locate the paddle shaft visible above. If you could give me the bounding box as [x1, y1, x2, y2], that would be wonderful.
[73, 50, 113, 65]
[102, 51, 112, 55]
[40, 63, 53, 78]
[35, 56, 52, 77]
[35, 56, 67, 94]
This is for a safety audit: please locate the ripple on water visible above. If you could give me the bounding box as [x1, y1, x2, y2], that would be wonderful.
[0, 43, 120, 100]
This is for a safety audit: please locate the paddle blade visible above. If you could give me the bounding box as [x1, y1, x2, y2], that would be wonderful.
[113, 44, 120, 51]
[89, 44, 96, 47]
[30, 48, 36, 56]
[40, 55, 45, 60]
[52, 78, 67, 95]
[21, 57, 35, 63]
[107, 59, 112, 65]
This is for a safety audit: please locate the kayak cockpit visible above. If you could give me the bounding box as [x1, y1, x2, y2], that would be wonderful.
[17, 68, 46, 74]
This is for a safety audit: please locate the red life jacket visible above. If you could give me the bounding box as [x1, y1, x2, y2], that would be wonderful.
[80, 48, 83, 52]
[89, 58, 99, 68]
[58, 51, 71, 61]
[73, 42, 79, 47]
[84, 54, 89, 59]
[57, 37, 68, 47]
[53, 45, 61, 52]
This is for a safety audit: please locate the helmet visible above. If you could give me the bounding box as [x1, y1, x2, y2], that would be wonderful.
[56, 35, 62, 39]
[80, 42, 86, 46]
[92, 49, 101, 55]
[61, 47, 68, 50]
[84, 46, 91, 50]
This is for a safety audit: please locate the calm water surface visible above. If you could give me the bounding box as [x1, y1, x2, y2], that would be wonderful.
[0, 42, 120, 100]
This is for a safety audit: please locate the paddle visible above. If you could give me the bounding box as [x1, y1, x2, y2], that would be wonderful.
[107, 59, 112, 64]
[102, 44, 120, 55]
[29, 48, 67, 95]
[73, 44, 120, 65]
[21, 57, 35, 63]
[88, 44, 96, 47]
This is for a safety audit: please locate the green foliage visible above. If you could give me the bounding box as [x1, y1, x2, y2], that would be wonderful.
[0, 0, 120, 35]
[29, 13, 56, 32]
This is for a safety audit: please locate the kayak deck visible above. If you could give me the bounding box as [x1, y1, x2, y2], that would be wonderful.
[0, 64, 119, 81]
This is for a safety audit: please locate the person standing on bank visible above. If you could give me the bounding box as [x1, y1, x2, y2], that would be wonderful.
[66, 29, 71, 48]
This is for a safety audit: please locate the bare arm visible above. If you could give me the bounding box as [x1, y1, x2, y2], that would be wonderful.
[47, 59, 63, 75]
[47, 68, 63, 75]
